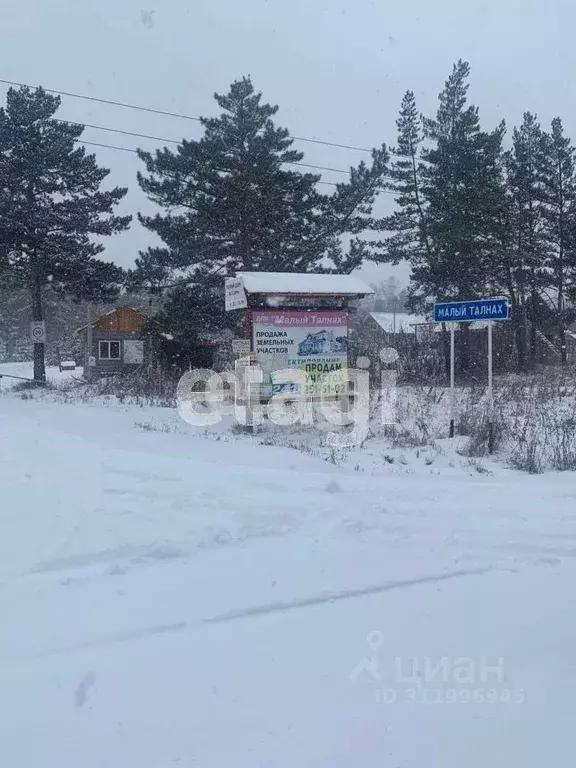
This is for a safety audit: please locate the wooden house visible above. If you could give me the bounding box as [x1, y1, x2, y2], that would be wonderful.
[75, 306, 150, 377]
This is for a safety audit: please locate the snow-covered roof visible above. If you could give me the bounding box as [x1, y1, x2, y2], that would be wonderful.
[236, 272, 374, 296]
[370, 313, 427, 333]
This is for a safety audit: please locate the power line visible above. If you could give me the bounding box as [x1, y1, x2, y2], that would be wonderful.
[0, 78, 203, 124]
[79, 139, 340, 187]
[53, 118, 352, 176]
[56, 119, 184, 146]
[82, 139, 137, 154]
[0, 79, 398, 194]
[0, 77, 373, 154]
[69, 115, 399, 192]
[79, 138, 399, 195]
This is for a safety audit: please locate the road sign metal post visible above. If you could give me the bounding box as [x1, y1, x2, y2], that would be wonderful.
[434, 298, 510, 442]
[487, 320, 494, 454]
[449, 325, 455, 438]
[234, 354, 259, 434]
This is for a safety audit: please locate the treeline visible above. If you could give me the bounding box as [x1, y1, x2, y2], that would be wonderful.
[376, 60, 576, 369]
[0, 79, 387, 379]
[1, 63, 575, 379]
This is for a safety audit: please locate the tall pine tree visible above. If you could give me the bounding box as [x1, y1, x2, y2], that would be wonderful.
[373, 63, 505, 309]
[0, 86, 130, 381]
[372, 62, 507, 373]
[374, 90, 431, 272]
[135, 76, 388, 289]
[540, 117, 576, 364]
[501, 113, 548, 368]
[418, 60, 505, 309]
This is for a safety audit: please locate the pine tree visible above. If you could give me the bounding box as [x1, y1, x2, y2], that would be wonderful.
[148, 276, 237, 372]
[417, 61, 505, 304]
[374, 64, 505, 309]
[374, 62, 507, 373]
[374, 90, 431, 269]
[419, 62, 506, 371]
[135, 76, 388, 289]
[0, 86, 131, 381]
[501, 113, 548, 368]
[540, 117, 576, 364]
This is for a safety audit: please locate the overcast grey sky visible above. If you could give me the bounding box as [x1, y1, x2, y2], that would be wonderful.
[1, 0, 574, 286]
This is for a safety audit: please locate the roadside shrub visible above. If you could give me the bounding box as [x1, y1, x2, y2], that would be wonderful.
[91, 367, 179, 407]
[509, 419, 544, 474]
[546, 411, 576, 471]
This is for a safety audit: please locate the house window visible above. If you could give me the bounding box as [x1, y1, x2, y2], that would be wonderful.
[99, 340, 121, 360]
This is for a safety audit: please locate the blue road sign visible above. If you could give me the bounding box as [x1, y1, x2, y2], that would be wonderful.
[433, 298, 510, 323]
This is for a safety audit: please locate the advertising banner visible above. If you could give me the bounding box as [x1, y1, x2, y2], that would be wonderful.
[252, 310, 348, 396]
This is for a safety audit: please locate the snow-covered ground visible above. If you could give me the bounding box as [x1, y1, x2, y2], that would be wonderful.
[2, 383, 576, 767]
[0, 361, 77, 390]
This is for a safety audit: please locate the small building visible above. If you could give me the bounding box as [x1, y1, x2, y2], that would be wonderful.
[370, 312, 428, 336]
[75, 306, 150, 377]
[370, 312, 496, 343]
[225, 271, 373, 398]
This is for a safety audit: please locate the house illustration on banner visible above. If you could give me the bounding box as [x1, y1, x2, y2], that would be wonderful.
[297, 330, 347, 356]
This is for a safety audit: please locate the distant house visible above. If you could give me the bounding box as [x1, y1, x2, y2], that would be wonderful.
[370, 312, 427, 334]
[75, 306, 150, 377]
[370, 312, 494, 341]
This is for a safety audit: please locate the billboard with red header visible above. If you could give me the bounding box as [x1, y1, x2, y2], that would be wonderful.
[251, 310, 348, 396]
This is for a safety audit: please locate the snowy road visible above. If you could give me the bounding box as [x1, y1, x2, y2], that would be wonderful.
[1, 392, 576, 766]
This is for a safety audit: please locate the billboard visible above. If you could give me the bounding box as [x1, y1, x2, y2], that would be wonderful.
[252, 310, 348, 396]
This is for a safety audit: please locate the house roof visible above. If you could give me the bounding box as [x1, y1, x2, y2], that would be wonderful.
[236, 271, 374, 296]
[370, 312, 427, 333]
[370, 313, 493, 333]
[74, 306, 149, 335]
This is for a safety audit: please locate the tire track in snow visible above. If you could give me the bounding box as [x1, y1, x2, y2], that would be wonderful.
[9, 567, 491, 660]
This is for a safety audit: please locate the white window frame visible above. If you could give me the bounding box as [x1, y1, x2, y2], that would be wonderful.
[98, 340, 122, 360]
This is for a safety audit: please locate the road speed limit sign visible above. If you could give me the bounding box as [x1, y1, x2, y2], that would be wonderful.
[30, 321, 46, 344]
